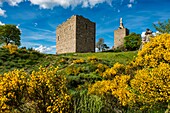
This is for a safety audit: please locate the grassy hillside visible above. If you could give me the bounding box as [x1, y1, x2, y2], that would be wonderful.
[0, 48, 137, 74]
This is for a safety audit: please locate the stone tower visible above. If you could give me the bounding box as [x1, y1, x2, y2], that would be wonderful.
[56, 15, 96, 54]
[114, 18, 129, 48]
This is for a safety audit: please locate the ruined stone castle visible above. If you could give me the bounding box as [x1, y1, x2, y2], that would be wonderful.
[114, 18, 129, 48]
[56, 15, 129, 54]
[56, 15, 95, 54]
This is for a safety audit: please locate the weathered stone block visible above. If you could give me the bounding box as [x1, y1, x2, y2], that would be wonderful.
[56, 15, 95, 54]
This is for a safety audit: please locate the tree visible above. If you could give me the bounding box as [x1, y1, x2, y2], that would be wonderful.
[153, 19, 170, 33]
[124, 33, 141, 51]
[0, 24, 21, 46]
[96, 38, 104, 52]
[102, 44, 109, 51]
[96, 38, 109, 52]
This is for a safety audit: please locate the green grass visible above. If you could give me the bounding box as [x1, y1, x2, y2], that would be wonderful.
[0, 48, 137, 74]
[57, 51, 137, 64]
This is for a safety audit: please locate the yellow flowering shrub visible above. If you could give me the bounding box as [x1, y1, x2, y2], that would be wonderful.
[66, 66, 84, 76]
[87, 56, 98, 64]
[59, 58, 67, 64]
[95, 63, 109, 76]
[102, 63, 125, 79]
[89, 34, 170, 111]
[0, 66, 71, 112]
[0, 70, 28, 112]
[130, 62, 170, 109]
[132, 34, 170, 68]
[27, 66, 71, 113]
[3, 44, 18, 54]
[73, 59, 85, 64]
[89, 75, 133, 106]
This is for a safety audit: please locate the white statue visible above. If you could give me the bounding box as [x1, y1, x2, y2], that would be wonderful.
[120, 18, 123, 23]
[119, 18, 124, 29]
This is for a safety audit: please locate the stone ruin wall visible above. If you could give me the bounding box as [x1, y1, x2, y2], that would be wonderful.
[56, 15, 95, 54]
[76, 16, 95, 53]
[114, 28, 129, 48]
[56, 16, 76, 54]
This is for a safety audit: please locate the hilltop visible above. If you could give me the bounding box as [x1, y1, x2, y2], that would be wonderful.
[0, 47, 137, 74]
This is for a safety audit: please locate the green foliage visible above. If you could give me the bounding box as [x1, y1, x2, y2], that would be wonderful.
[96, 38, 104, 52]
[72, 91, 103, 113]
[102, 44, 110, 51]
[96, 38, 109, 52]
[153, 19, 170, 33]
[0, 48, 44, 74]
[124, 33, 141, 51]
[0, 24, 21, 46]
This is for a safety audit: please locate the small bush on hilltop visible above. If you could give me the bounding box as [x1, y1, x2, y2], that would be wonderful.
[3, 44, 18, 54]
[124, 33, 141, 51]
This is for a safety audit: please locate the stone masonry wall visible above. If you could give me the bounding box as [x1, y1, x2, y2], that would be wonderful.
[56, 15, 95, 54]
[114, 28, 129, 48]
[76, 16, 95, 53]
[56, 16, 76, 54]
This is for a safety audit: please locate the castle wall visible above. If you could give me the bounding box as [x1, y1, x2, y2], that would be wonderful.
[76, 16, 95, 53]
[56, 15, 95, 54]
[56, 16, 76, 54]
[114, 28, 129, 48]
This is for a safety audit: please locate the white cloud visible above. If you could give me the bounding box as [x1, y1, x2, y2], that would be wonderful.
[0, 0, 133, 9]
[127, 4, 132, 8]
[16, 24, 22, 33]
[16, 24, 20, 29]
[0, 21, 5, 25]
[34, 23, 38, 27]
[34, 45, 56, 54]
[129, 0, 135, 3]
[0, 0, 23, 6]
[29, 0, 113, 9]
[0, 8, 6, 17]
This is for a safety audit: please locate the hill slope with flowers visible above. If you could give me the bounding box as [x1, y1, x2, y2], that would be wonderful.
[0, 47, 137, 74]
[0, 34, 169, 113]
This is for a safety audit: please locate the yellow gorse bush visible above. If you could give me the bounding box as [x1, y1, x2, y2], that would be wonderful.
[27, 66, 71, 113]
[3, 44, 18, 54]
[73, 59, 85, 64]
[89, 34, 170, 111]
[89, 75, 133, 106]
[0, 66, 71, 113]
[131, 62, 170, 108]
[87, 56, 98, 64]
[0, 70, 27, 112]
[95, 63, 109, 76]
[66, 66, 84, 76]
[133, 33, 170, 68]
[102, 63, 125, 79]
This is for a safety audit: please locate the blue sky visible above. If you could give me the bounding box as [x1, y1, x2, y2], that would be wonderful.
[0, 0, 170, 54]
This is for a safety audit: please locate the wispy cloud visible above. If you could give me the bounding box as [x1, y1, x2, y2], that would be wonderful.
[29, 0, 113, 9]
[34, 45, 56, 54]
[0, 8, 7, 17]
[127, 4, 132, 8]
[0, 0, 136, 9]
[0, 21, 5, 25]
[20, 26, 56, 53]
[129, 0, 135, 3]
[0, 0, 23, 6]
